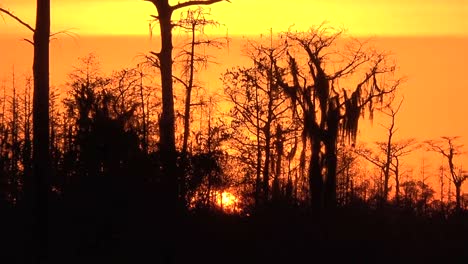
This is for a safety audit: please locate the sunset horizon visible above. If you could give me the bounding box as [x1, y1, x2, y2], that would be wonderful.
[1, 1, 467, 263]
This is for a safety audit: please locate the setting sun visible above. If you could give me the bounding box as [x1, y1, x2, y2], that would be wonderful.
[215, 191, 241, 213]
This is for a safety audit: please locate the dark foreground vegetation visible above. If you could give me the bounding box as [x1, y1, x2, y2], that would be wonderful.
[1, 200, 467, 263]
[0, 49, 466, 262]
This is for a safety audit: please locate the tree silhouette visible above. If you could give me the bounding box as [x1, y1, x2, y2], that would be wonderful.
[426, 136, 468, 212]
[400, 179, 435, 214]
[355, 100, 418, 204]
[336, 145, 360, 205]
[276, 26, 400, 210]
[146, 0, 229, 210]
[223, 39, 297, 206]
[1, 2, 51, 261]
[169, 7, 225, 207]
[172, 7, 222, 155]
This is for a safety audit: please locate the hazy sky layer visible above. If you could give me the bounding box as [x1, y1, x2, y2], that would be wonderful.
[1, 0, 467, 36]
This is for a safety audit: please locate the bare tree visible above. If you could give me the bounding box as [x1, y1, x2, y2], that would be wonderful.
[356, 100, 418, 204]
[168, 8, 225, 206]
[426, 136, 468, 212]
[172, 7, 223, 155]
[146, 0, 229, 209]
[223, 38, 297, 206]
[1, 2, 50, 261]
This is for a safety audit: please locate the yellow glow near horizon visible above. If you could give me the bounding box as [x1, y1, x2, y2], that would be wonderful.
[1, 0, 467, 36]
[216, 191, 240, 213]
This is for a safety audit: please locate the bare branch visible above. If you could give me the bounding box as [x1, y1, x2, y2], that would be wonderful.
[0, 8, 35, 32]
[172, 0, 229, 11]
[22, 38, 34, 45]
[50, 29, 79, 39]
[172, 74, 189, 89]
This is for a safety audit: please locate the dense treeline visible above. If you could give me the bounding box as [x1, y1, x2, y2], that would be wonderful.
[0, 3, 467, 262]
[1, 33, 465, 216]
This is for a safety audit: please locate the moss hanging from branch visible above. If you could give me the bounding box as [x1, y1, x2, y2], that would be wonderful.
[342, 88, 361, 143]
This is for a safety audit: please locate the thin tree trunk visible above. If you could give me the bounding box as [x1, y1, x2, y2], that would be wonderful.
[324, 141, 337, 209]
[255, 81, 262, 207]
[11, 69, 19, 202]
[262, 121, 271, 202]
[182, 23, 196, 155]
[324, 101, 339, 209]
[179, 23, 197, 207]
[394, 158, 400, 204]
[255, 128, 262, 207]
[383, 145, 392, 202]
[309, 135, 323, 210]
[23, 79, 32, 200]
[273, 125, 283, 202]
[138, 68, 148, 154]
[455, 183, 461, 212]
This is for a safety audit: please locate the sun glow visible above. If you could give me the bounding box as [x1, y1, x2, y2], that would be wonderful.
[188, 189, 242, 214]
[215, 191, 241, 214]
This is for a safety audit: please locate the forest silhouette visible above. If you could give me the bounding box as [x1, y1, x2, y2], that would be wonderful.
[0, 0, 467, 263]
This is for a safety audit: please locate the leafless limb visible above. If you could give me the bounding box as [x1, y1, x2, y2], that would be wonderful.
[426, 136, 467, 210]
[50, 29, 79, 42]
[0, 7, 35, 32]
[172, 0, 229, 11]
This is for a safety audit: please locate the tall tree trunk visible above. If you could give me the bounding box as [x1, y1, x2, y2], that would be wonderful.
[382, 115, 395, 203]
[254, 81, 262, 207]
[31, 0, 50, 262]
[272, 125, 283, 202]
[23, 79, 32, 199]
[182, 24, 196, 155]
[383, 166, 390, 202]
[309, 135, 323, 210]
[455, 183, 461, 212]
[150, 0, 226, 214]
[11, 70, 20, 202]
[179, 23, 197, 208]
[155, 2, 179, 210]
[138, 68, 148, 155]
[262, 122, 271, 202]
[324, 101, 339, 209]
[394, 158, 400, 204]
[255, 126, 262, 207]
[324, 141, 337, 209]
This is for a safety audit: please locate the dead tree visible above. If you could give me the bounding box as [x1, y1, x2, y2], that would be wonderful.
[170, 8, 224, 206]
[146, 0, 229, 210]
[426, 136, 468, 212]
[356, 99, 417, 203]
[1, 3, 50, 261]
[223, 38, 294, 206]
[172, 7, 223, 155]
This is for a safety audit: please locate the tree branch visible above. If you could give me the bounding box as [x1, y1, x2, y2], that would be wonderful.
[172, 0, 229, 11]
[0, 8, 35, 32]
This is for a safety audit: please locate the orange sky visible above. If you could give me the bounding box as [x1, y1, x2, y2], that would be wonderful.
[1, 1, 468, 194]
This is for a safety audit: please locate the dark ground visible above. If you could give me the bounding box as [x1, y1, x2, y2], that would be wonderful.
[1, 203, 467, 264]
